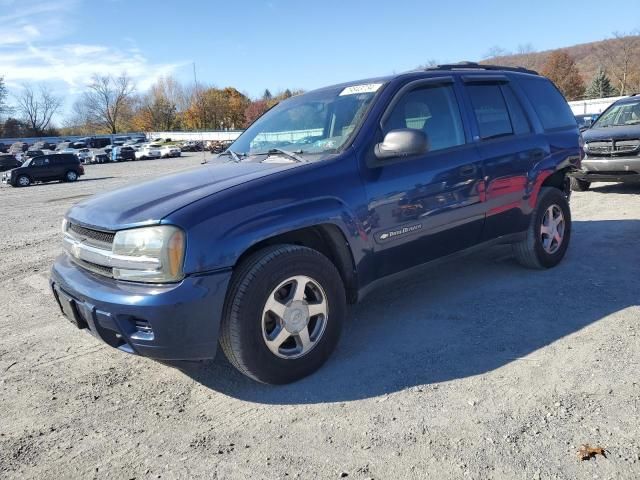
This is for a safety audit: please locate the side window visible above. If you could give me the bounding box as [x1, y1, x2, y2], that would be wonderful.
[466, 84, 513, 139]
[518, 77, 576, 130]
[501, 86, 531, 135]
[384, 84, 465, 152]
[32, 157, 48, 167]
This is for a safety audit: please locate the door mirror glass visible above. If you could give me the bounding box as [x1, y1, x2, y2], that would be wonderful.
[374, 129, 429, 160]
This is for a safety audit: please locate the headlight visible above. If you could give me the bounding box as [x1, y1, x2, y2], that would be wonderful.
[61, 218, 68, 234]
[112, 225, 185, 283]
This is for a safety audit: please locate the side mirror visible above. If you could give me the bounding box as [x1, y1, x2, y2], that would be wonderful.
[374, 129, 429, 160]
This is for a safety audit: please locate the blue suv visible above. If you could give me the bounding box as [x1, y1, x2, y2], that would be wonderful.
[50, 63, 581, 384]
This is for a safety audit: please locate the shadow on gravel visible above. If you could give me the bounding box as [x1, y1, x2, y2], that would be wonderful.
[590, 183, 640, 194]
[179, 219, 640, 404]
[15, 177, 115, 188]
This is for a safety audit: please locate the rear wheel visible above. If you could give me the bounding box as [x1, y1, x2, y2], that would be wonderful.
[64, 170, 78, 182]
[513, 187, 571, 269]
[220, 245, 346, 384]
[570, 177, 590, 191]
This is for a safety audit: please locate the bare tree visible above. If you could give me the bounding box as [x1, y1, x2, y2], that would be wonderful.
[14, 83, 62, 135]
[80, 73, 135, 134]
[483, 46, 511, 60]
[0, 76, 9, 117]
[516, 43, 537, 69]
[594, 31, 640, 95]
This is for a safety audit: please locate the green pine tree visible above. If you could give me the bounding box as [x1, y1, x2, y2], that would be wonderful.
[585, 68, 617, 99]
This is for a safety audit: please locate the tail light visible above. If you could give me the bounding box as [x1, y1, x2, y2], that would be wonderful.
[79, 165, 85, 174]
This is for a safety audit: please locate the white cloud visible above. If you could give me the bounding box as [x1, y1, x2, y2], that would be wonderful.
[0, 0, 187, 119]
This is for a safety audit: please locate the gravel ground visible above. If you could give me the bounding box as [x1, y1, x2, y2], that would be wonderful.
[0, 154, 638, 479]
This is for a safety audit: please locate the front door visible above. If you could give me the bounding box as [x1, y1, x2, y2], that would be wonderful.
[362, 80, 485, 279]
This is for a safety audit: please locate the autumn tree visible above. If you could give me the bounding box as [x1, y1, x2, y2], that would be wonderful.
[14, 83, 62, 135]
[585, 68, 617, 99]
[541, 51, 585, 100]
[594, 31, 640, 96]
[244, 99, 271, 127]
[78, 73, 135, 133]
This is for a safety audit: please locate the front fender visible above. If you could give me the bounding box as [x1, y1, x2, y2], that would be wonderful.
[165, 155, 369, 275]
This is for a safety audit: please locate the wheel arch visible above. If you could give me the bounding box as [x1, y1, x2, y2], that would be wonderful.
[235, 223, 359, 304]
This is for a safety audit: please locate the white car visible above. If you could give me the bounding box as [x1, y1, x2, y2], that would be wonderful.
[76, 148, 92, 163]
[160, 145, 181, 158]
[134, 145, 162, 160]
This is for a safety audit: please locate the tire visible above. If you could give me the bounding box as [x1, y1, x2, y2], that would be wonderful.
[220, 245, 346, 384]
[570, 177, 590, 192]
[513, 187, 571, 269]
[64, 170, 78, 182]
[16, 175, 30, 187]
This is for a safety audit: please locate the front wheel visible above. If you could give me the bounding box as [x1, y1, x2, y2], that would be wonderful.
[513, 187, 571, 269]
[570, 177, 590, 191]
[220, 245, 346, 384]
[16, 175, 31, 187]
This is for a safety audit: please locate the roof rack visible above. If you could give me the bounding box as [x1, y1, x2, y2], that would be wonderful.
[425, 62, 539, 76]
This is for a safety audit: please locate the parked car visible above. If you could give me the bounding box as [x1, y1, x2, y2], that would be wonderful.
[571, 95, 640, 190]
[0, 143, 8, 154]
[0, 154, 21, 172]
[76, 148, 93, 163]
[135, 144, 162, 160]
[160, 145, 181, 158]
[31, 141, 57, 151]
[9, 142, 28, 154]
[51, 63, 580, 384]
[575, 113, 598, 132]
[90, 153, 109, 164]
[70, 139, 88, 149]
[56, 142, 73, 151]
[88, 137, 111, 149]
[24, 150, 45, 159]
[2, 153, 84, 187]
[112, 136, 131, 147]
[114, 146, 136, 162]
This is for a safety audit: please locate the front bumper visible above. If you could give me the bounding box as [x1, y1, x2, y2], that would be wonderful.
[50, 254, 231, 360]
[571, 156, 640, 183]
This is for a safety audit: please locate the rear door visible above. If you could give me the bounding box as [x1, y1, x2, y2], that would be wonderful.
[362, 78, 485, 279]
[460, 76, 549, 240]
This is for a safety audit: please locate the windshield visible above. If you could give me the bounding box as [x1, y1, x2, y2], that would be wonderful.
[592, 100, 640, 128]
[230, 83, 383, 156]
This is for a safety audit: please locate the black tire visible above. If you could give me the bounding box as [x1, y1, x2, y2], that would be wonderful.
[220, 245, 346, 384]
[16, 175, 31, 187]
[513, 187, 571, 269]
[570, 177, 590, 192]
[64, 170, 78, 182]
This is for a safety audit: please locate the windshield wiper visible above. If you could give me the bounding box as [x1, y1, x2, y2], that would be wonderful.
[218, 150, 245, 162]
[262, 148, 305, 163]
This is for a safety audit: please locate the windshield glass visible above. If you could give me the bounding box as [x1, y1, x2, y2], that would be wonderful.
[593, 100, 640, 128]
[230, 83, 383, 156]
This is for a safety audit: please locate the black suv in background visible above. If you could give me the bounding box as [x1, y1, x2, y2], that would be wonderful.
[2, 153, 84, 187]
[572, 95, 640, 190]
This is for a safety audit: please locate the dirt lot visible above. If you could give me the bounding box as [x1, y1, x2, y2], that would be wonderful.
[0, 154, 638, 479]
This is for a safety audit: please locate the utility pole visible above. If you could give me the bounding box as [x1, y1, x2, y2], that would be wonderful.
[192, 62, 207, 164]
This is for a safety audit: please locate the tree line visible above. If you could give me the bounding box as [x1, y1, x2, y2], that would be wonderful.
[480, 31, 640, 101]
[0, 74, 301, 138]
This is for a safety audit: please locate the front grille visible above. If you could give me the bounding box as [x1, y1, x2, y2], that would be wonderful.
[71, 257, 114, 278]
[587, 139, 640, 156]
[68, 223, 115, 248]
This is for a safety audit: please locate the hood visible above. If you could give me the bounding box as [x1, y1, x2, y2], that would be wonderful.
[583, 125, 640, 142]
[67, 161, 303, 231]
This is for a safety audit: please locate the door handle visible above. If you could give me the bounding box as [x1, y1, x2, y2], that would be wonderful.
[459, 164, 476, 177]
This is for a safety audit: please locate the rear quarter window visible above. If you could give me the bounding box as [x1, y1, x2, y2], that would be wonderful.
[518, 76, 576, 130]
